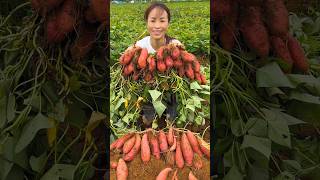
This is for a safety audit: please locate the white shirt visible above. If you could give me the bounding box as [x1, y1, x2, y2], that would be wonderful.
[135, 36, 182, 54]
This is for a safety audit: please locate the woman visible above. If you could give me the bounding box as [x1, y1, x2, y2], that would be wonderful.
[128, 2, 183, 53]
[132, 2, 181, 127]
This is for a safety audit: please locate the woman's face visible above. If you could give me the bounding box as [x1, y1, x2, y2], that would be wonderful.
[147, 7, 169, 41]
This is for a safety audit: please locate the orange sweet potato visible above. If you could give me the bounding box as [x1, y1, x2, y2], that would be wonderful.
[181, 133, 194, 166]
[123, 135, 136, 154]
[186, 130, 203, 156]
[123, 134, 141, 161]
[158, 130, 168, 152]
[175, 140, 184, 169]
[287, 35, 309, 72]
[156, 168, 172, 180]
[149, 133, 161, 159]
[270, 36, 293, 73]
[116, 158, 128, 180]
[141, 133, 151, 163]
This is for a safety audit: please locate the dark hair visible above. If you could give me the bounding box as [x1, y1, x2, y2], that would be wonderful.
[144, 2, 173, 44]
[144, 2, 171, 23]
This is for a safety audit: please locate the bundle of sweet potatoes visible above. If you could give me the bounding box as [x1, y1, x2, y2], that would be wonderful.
[31, 0, 108, 60]
[110, 127, 210, 180]
[119, 44, 207, 85]
[213, 0, 309, 73]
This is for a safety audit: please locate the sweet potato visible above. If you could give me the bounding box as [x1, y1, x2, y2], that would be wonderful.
[188, 171, 198, 180]
[123, 135, 136, 154]
[200, 73, 207, 85]
[157, 60, 166, 73]
[178, 67, 185, 77]
[197, 138, 210, 158]
[212, 0, 232, 22]
[175, 140, 184, 169]
[171, 47, 181, 60]
[46, 16, 65, 43]
[185, 63, 195, 80]
[167, 127, 174, 146]
[110, 139, 118, 151]
[157, 46, 165, 61]
[173, 58, 183, 69]
[149, 133, 161, 159]
[181, 51, 195, 63]
[116, 158, 128, 180]
[84, 6, 97, 23]
[123, 134, 141, 161]
[144, 72, 153, 82]
[165, 56, 174, 69]
[56, 0, 76, 33]
[193, 153, 203, 169]
[186, 130, 203, 156]
[116, 133, 134, 150]
[165, 151, 175, 167]
[219, 0, 238, 51]
[239, 7, 270, 57]
[270, 36, 293, 73]
[287, 35, 309, 72]
[133, 71, 140, 81]
[110, 161, 118, 169]
[70, 24, 97, 61]
[181, 133, 194, 166]
[193, 60, 201, 73]
[156, 167, 172, 180]
[127, 62, 135, 75]
[90, 0, 109, 23]
[138, 48, 148, 69]
[141, 133, 151, 163]
[158, 130, 168, 152]
[148, 56, 156, 72]
[169, 136, 176, 151]
[264, 0, 289, 37]
[31, 0, 64, 16]
[195, 73, 202, 84]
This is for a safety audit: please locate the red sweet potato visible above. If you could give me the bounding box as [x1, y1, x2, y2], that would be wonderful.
[144, 72, 153, 82]
[169, 136, 176, 151]
[165, 56, 174, 69]
[219, 0, 238, 51]
[116, 133, 134, 150]
[270, 36, 293, 73]
[239, 7, 270, 57]
[167, 127, 174, 146]
[212, 0, 232, 22]
[116, 158, 128, 180]
[181, 51, 195, 63]
[178, 67, 185, 77]
[157, 60, 166, 73]
[138, 48, 148, 69]
[156, 168, 172, 180]
[195, 73, 202, 84]
[141, 133, 151, 163]
[238, 0, 263, 6]
[181, 133, 194, 166]
[175, 140, 184, 169]
[197, 138, 210, 159]
[149, 133, 161, 159]
[287, 35, 309, 72]
[84, 6, 97, 23]
[264, 0, 289, 37]
[123, 134, 141, 161]
[157, 46, 165, 61]
[171, 47, 181, 60]
[185, 63, 195, 80]
[70, 25, 97, 61]
[123, 135, 136, 154]
[110, 161, 117, 169]
[173, 58, 183, 69]
[193, 60, 201, 73]
[186, 130, 203, 156]
[148, 56, 156, 72]
[158, 130, 168, 152]
[200, 73, 207, 85]
[126, 62, 134, 75]
[90, 0, 109, 23]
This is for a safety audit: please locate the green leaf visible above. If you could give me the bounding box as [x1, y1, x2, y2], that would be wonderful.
[195, 116, 203, 125]
[0, 158, 13, 180]
[15, 113, 53, 153]
[248, 162, 269, 180]
[41, 164, 76, 180]
[190, 81, 202, 90]
[148, 90, 162, 102]
[0, 95, 7, 129]
[114, 97, 125, 110]
[69, 75, 81, 92]
[30, 153, 46, 173]
[5, 165, 24, 180]
[274, 171, 295, 180]
[256, 62, 294, 88]
[245, 118, 267, 137]
[186, 98, 195, 112]
[276, 111, 305, 126]
[152, 119, 158, 129]
[230, 118, 243, 137]
[7, 94, 15, 123]
[262, 109, 291, 148]
[223, 166, 243, 180]
[241, 135, 271, 159]
[48, 99, 65, 122]
[85, 111, 106, 143]
[289, 91, 320, 104]
[192, 95, 203, 108]
[287, 100, 320, 126]
[152, 100, 166, 117]
[282, 160, 302, 173]
[122, 113, 134, 124]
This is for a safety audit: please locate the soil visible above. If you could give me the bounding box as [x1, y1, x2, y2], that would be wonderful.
[109, 150, 210, 180]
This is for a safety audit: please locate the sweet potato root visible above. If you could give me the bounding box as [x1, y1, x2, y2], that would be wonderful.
[264, 0, 289, 37]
